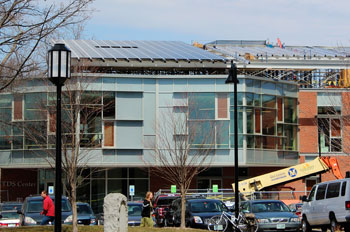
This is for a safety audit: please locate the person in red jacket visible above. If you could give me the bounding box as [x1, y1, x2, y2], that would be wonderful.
[40, 190, 55, 225]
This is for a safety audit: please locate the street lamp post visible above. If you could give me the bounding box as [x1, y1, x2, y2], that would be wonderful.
[225, 60, 239, 218]
[48, 43, 71, 232]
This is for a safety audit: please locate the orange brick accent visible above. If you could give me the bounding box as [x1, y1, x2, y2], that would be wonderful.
[299, 92, 318, 154]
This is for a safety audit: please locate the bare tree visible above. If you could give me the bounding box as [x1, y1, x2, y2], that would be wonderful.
[1, 70, 111, 231]
[145, 95, 217, 228]
[0, 0, 95, 91]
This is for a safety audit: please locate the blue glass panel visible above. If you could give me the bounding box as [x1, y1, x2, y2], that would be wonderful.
[189, 93, 215, 119]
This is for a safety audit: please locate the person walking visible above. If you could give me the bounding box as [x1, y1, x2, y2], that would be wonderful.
[140, 191, 153, 227]
[40, 190, 55, 225]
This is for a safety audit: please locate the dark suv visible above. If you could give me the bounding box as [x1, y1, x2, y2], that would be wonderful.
[166, 197, 230, 229]
[153, 194, 179, 227]
[17, 195, 72, 226]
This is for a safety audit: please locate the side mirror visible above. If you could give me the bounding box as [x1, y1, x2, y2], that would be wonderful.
[300, 195, 308, 202]
[16, 210, 23, 215]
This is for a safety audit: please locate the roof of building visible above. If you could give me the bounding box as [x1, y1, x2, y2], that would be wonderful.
[59, 40, 226, 62]
[205, 40, 350, 69]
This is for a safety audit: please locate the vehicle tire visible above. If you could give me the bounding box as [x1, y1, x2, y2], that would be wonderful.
[330, 216, 338, 232]
[207, 215, 228, 231]
[321, 226, 328, 232]
[344, 223, 350, 232]
[301, 217, 311, 232]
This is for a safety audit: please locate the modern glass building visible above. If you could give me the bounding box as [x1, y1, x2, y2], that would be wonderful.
[0, 40, 299, 213]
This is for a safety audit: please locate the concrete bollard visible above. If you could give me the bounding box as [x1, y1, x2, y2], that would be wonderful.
[104, 193, 128, 232]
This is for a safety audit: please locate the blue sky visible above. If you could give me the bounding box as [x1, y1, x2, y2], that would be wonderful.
[84, 0, 350, 46]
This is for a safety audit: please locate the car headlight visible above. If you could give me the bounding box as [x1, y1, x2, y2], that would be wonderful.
[290, 217, 300, 223]
[193, 216, 203, 224]
[257, 218, 269, 223]
[25, 216, 37, 225]
[64, 215, 73, 223]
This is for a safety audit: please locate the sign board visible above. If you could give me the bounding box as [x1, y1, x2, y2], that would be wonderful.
[171, 185, 176, 193]
[48, 186, 54, 194]
[129, 185, 135, 196]
[213, 184, 218, 193]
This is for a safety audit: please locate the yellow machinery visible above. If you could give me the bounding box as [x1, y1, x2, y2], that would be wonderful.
[233, 157, 343, 194]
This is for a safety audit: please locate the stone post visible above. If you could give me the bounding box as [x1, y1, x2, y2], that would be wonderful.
[104, 193, 128, 232]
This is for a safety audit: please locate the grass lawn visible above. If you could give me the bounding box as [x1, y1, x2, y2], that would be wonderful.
[0, 226, 208, 232]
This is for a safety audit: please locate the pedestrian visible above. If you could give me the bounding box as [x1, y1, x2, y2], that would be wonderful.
[40, 190, 55, 225]
[140, 191, 153, 227]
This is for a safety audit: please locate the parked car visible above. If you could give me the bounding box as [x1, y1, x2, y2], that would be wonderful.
[288, 202, 303, 219]
[301, 178, 350, 232]
[241, 199, 301, 231]
[0, 210, 20, 227]
[153, 194, 179, 227]
[166, 197, 230, 229]
[128, 202, 143, 226]
[17, 195, 73, 226]
[1, 202, 22, 212]
[77, 202, 96, 225]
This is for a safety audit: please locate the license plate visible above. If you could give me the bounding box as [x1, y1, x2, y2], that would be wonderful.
[277, 224, 286, 229]
[214, 225, 223, 230]
[8, 224, 16, 227]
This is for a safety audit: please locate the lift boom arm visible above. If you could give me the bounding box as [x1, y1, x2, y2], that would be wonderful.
[233, 157, 343, 194]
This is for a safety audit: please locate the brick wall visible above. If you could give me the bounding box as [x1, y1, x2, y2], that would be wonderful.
[299, 92, 318, 154]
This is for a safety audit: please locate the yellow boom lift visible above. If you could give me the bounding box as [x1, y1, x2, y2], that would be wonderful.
[233, 157, 344, 195]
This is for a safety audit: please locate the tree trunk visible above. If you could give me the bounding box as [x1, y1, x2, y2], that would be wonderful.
[71, 181, 78, 232]
[180, 186, 186, 228]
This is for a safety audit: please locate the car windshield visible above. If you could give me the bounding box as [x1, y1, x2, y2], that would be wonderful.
[156, 198, 176, 206]
[252, 202, 290, 213]
[128, 205, 142, 216]
[77, 204, 93, 215]
[1, 211, 19, 219]
[27, 199, 71, 213]
[2, 204, 22, 210]
[190, 201, 228, 213]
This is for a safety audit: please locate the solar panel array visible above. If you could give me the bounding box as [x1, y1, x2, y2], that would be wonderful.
[59, 40, 226, 62]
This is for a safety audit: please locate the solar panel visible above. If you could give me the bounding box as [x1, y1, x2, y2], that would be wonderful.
[58, 40, 225, 62]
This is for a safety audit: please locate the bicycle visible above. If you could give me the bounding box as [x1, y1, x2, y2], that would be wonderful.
[207, 211, 258, 232]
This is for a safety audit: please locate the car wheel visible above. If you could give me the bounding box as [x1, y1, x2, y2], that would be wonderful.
[321, 226, 328, 232]
[344, 223, 350, 232]
[302, 217, 311, 232]
[330, 216, 338, 232]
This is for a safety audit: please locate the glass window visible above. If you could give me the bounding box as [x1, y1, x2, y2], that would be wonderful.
[91, 179, 105, 214]
[308, 186, 316, 201]
[108, 168, 127, 178]
[316, 184, 327, 200]
[246, 93, 254, 106]
[247, 135, 254, 148]
[129, 168, 148, 178]
[189, 121, 215, 148]
[189, 93, 215, 119]
[318, 106, 341, 115]
[230, 107, 243, 134]
[341, 182, 347, 196]
[262, 95, 275, 108]
[24, 93, 47, 120]
[262, 136, 275, 149]
[230, 134, 243, 148]
[254, 94, 261, 107]
[246, 107, 254, 134]
[0, 95, 12, 108]
[284, 98, 297, 123]
[326, 182, 340, 199]
[81, 91, 102, 105]
[262, 109, 276, 135]
[285, 125, 298, 151]
[262, 81, 276, 91]
[230, 93, 243, 106]
[216, 121, 229, 148]
[103, 92, 115, 119]
[24, 121, 47, 149]
[255, 136, 262, 148]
